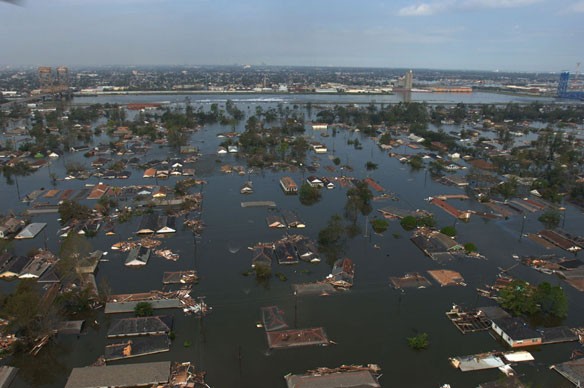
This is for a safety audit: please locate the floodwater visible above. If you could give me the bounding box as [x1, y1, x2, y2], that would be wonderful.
[1, 94, 583, 388]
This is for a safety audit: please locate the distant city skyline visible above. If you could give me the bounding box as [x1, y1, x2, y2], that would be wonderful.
[0, 0, 582, 73]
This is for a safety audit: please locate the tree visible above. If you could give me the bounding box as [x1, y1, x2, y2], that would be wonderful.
[134, 302, 154, 317]
[499, 280, 567, 319]
[463, 242, 477, 253]
[534, 282, 568, 319]
[58, 200, 93, 225]
[407, 333, 429, 350]
[538, 209, 561, 229]
[318, 214, 346, 263]
[499, 280, 538, 316]
[409, 155, 424, 170]
[57, 233, 93, 283]
[371, 219, 389, 233]
[299, 183, 321, 206]
[365, 161, 378, 170]
[440, 226, 457, 237]
[400, 216, 418, 231]
[345, 180, 373, 222]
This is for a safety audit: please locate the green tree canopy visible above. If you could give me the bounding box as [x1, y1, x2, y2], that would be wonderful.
[299, 183, 321, 206]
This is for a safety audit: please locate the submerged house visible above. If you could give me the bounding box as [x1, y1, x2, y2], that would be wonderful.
[275, 242, 298, 265]
[280, 177, 298, 194]
[240, 181, 253, 194]
[125, 246, 151, 267]
[282, 210, 305, 228]
[491, 317, 542, 348]
[294, 239, 319, 262]
[327, 258, 355, 288]
[0, 255, 30, 278]
[14, 223, 47, 240]
[266, 214, 286, 229]
[0, 217, 25, 239]
[306, 176, 324, 188]
[252, 246, 273, 269]
[137, 214, 176, 234]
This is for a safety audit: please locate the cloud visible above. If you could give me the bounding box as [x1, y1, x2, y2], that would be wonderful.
[397, 1, 453, 16]
[565, 1, 584, 12]
[397, 0, 542, 16]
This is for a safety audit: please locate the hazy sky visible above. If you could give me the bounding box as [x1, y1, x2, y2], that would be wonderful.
[0, 0, 582, 72]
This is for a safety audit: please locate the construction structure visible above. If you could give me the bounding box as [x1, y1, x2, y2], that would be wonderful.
[557, 71, 584, 100]
[38, 66, 70, 94]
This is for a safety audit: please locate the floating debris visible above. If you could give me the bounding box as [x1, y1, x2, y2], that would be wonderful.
[155, 249, 179, 261]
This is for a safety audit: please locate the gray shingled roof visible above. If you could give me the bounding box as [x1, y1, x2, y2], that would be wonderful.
[64, 361, 170, 388]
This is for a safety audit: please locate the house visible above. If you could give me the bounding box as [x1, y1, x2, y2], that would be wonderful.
[155, 170, 169, 179]
[19, 258, 52, 279]
[91, 157, 110, 168]
[113, 126, 132, 137]
[0, 256, 30, 278]
[124, 246, 151, 267]
[252, 246, 273, 269]
[306, 176, 324, 188]
[87, 183, 109, 200]
[179, 145, 197, 154]
[14, 223, 47, 240]
[0, 217, 25, 239]
[156, 216, 176, 234]
[143, 168, 157, 178]
[294, 239, 319, 262]
[312, 143, 328, 154]
[280, 177, 298, 194]
[282, 210, 305, 228]
[327, 258, 355, 288]
[227, 145, 239, 153]
[217, 146, 228, 155]
[266, 214, 286, 228]
[240, 181, 253, 194]
[321, 177, 335, 189]
[137, 214, 176, 234]
[311, 123, 328, 130]
[136, 214, 158, 234]
[491, 317, 542, 348]
[275, 242, 298, 265]
[152, 186, 167, 199]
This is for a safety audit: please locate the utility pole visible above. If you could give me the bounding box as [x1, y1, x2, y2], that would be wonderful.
[519, 215, 526, 241]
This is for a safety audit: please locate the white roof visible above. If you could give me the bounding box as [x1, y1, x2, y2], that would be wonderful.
[14, 223, 47, 239]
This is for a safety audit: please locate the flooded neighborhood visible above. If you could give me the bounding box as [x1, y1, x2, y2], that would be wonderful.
[1, 71, 584, 387]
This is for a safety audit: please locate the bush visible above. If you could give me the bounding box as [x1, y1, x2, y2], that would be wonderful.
[400, 216, 418, 231]
[464, 242, 477, 253]
[134, 302, 154, 317]
[299, 182, 321, 206]
[365, 161, 378, 170]
[371, 219, 389, 233]
[538, 210, 561, 229]
[407, 333, 429, 350]
[333, 157, 341, 166]
[440, 226, 457, 237]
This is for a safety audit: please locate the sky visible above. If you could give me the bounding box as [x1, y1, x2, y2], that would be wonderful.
[0, 0, 582, 72]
